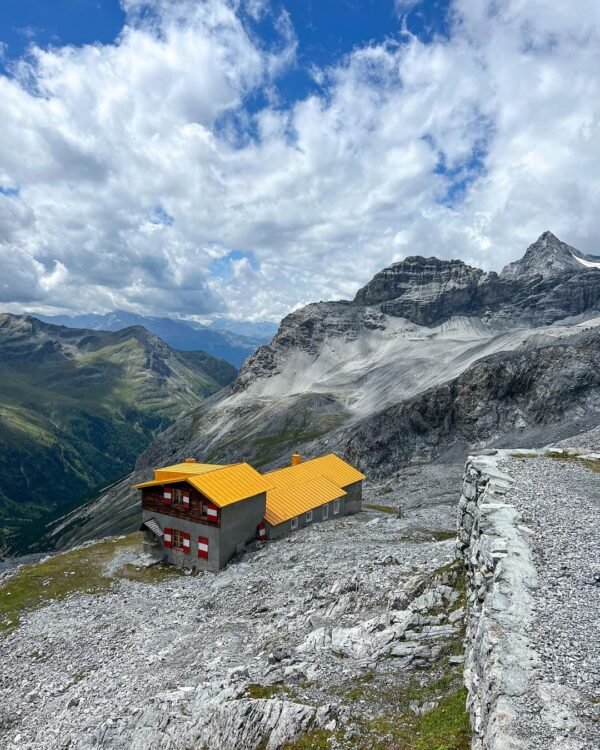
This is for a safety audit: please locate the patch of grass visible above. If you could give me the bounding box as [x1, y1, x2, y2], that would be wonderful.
[0, 532, 171, 633]
[363, 504, 399, 515]
[346, 670, 376, 701]
[120, 562, 184, 584]
[59, 668, 91, 694]
[365, 686, 470, 750]
[281, 729, 335, 749]
[546, 452, 600, 473]
[510, 452, 538, 459]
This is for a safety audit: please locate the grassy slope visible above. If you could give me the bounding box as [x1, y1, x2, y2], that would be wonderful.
[0, 532, 182, 633]
[0, 317, 236, 553]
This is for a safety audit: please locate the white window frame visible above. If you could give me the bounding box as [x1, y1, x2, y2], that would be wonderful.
[322, 503, 329, 520]
[306, 510, 313, 523]
[333, 498, 341, 515]
[291, 516, 298, 530]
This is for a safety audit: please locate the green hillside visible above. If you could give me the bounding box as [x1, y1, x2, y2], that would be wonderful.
[0, 314, 236, 553]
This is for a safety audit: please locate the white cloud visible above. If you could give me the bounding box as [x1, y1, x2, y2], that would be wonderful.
[0, 0, 600, 322]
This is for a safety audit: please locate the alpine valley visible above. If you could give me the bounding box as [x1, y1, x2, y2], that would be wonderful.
[47, 231, 600, 549]
[0, 316, 236, 553]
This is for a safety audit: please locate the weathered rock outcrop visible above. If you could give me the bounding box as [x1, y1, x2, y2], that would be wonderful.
[327, 327, 600, 478]
[353, 232, 600, 329]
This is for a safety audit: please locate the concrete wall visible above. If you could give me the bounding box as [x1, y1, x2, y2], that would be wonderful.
[265, 490, 358, 540]
[143, 509, 221, 571]
[342, 480, 363, 513]
[218, 493, 266, 568]
[143, 490, 266, 572]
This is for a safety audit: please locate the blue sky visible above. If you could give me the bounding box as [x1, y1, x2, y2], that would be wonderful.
[0, 0, 599, 321]
[0, 1, 451, 100]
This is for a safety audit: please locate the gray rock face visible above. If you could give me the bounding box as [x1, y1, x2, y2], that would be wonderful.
[322, 327, 600, 478]
[233, 302, 384, 392]
[352, 231, 600, 328]
[353, 256, 493, 326]
[500, 230, 600, 280]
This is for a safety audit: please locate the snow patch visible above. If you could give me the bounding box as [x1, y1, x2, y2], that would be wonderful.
[570, 251, 600, 269]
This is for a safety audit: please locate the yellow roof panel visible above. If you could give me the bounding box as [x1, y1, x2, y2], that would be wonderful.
[266, 453, 365, 489]
[189, 463, 272, 508]
[264, 476, 346, 526]
[154, 463, 224, 480]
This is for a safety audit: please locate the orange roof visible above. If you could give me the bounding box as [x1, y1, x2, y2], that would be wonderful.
[189, 463, 272, 508]
[154, 463, 225, 481]
[265, 453, 365, 489]
[264, 476, 346, 525]
[133, 462, 272, 508]
[133, 453, 364, 517]
[263, 453, 365, 526]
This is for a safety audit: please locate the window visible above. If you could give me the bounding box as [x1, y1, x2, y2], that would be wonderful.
[333, 499, 340, 515]
[322, 503, 329, 520]
[172, 529, 185, 550]
[306, 510, 313, 523]
[291, 516, 298, 530]
[173, 488, 184, 503]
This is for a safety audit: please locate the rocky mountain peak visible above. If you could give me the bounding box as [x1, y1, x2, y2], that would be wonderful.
[500, 231, 597, 279]
[352, 255, 491, 326]
[353, 255, 487, 309]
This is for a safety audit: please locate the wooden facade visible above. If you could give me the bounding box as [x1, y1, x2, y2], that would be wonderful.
[141, 484, 221, 528]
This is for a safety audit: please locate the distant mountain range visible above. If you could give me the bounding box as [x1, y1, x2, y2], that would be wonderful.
[51, 232, 600, 549]
[35, 311, 277, 368]
[0, 314, 236, 553]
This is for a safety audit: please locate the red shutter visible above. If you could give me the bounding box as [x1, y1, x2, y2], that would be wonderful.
[163, 486, 173, 503]
[206, 503, 219, 523]
[257, 523, 266, 541]
[182, 532, 191, 554]
[198, 536, 209, 559]
[182, 490, 190, 508]
[164, 528, 173, 548]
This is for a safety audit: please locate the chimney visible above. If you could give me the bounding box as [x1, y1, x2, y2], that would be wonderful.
[291, 452, 301, 466]
[184, 457, 197, 463]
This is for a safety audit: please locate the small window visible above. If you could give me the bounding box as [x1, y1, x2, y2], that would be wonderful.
[291, 516, 298, 530]
[172, 488, 184, 504]
[322, 503, 329, 520]
[171, 529, 184, 550]
[333, 499, 340, 515]
[306, 510, 313, 523]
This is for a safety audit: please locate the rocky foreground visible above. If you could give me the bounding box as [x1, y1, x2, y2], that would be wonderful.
[0, 476, 469, 750]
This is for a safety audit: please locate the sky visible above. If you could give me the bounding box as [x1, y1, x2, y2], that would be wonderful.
[0, 0, 599, 322]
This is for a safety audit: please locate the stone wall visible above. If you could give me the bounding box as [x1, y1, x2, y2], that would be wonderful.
[456, 453, 539, 750]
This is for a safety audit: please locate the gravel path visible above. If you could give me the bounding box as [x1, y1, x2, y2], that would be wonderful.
[499, 452, 600, 748]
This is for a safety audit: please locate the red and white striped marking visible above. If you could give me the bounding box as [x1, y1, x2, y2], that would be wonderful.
[163, 487, 173, 502]
[164, 528, 173, 548]
[198, 536, 209, 559]
[182, 532, 191, 553]
[257, 523, 266, 541]
[182, 490, 190, 508]
[206, 503, 219, 522]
